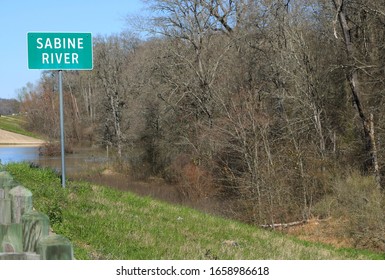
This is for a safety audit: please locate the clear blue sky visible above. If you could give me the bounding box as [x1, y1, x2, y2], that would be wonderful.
[0, 0, 144, 99]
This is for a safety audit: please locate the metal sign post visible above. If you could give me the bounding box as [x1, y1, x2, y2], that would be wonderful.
[58, 70, 66, 188]
[27, 32, 93, 188]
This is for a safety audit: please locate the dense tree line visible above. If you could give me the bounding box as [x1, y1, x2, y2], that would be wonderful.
[0, 98, 19, 115]
[19, 0, 385, 248]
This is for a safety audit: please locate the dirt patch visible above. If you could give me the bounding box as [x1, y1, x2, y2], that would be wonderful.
[0, 129, 44, 145]
[284, 218, 354, 249]
[101, 169, 120, 176]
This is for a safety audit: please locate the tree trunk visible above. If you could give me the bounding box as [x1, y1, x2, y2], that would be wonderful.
[369, 113, 381, 189]
[333, 0, 381, 186]
[110, 94, 123, 158]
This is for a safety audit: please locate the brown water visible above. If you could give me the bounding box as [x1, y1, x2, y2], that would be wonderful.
[0, 145, 229, 217]
[79, 171, 227, 215]
[0, 145, 107, 174]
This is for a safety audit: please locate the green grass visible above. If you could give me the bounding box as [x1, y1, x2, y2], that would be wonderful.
[4, 162, 385, 260]
[0, 114, 40, 138]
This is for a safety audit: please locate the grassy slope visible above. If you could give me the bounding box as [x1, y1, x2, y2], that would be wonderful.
[5, 163, 384, 260]
[0, 115, 39, 138]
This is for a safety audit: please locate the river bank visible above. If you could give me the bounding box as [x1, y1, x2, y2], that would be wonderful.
[0, 128, 45, 145]
[5, 162, 383, 260]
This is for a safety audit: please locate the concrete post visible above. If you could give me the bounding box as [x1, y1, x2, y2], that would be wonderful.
[9, 186, 33, 224]
[38, 234, 74, 260]
[0, 171, 17, 199]
[0, 198, 11, 224]
[0, 223, 23, 253]
[22, 210, 50, 253]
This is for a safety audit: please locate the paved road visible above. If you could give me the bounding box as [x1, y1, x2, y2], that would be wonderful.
[0, 129, 45, 145]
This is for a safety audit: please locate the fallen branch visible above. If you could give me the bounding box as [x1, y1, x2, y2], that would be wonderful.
[260, 217, 332, 229]
[260, 220, 308, 229]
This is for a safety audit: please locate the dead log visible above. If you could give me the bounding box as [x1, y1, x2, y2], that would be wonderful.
[260, 220, 308, 229]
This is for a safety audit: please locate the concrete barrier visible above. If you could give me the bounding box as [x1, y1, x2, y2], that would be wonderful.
[0, 171, 73, 260]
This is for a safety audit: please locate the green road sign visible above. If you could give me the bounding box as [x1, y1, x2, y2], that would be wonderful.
[27, 32, 93, 70]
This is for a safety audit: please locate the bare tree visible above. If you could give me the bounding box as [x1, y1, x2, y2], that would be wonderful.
[332, 0, 382, 188]
[93, 34, 140, 158]
[144, 0, 235, 128]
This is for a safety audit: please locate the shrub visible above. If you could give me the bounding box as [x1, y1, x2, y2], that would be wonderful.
[168, 154, 218, 201]
[39, 141, 73, 156]
[317, 172, 385, 251]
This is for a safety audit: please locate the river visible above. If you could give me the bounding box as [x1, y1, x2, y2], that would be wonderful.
[0, 144, 191, 206]
[0, 144, 226, 217]
[0, 146, 40, 164]
[0, 145, 108, 176]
